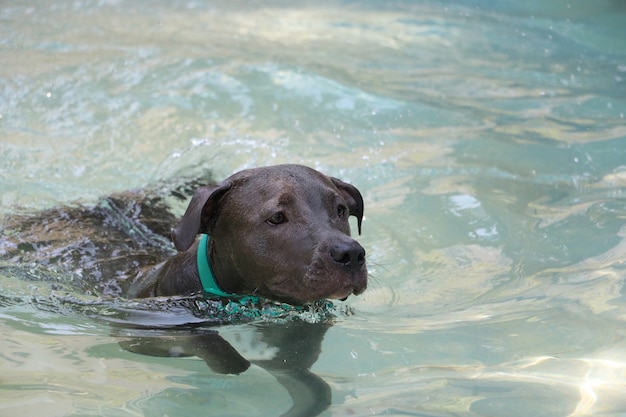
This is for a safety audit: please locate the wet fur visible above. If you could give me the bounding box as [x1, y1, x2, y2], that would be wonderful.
[0, 180, 199, 296]
[0, 166, 366, 417]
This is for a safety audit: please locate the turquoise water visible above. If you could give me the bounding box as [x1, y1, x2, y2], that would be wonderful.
[2, 1, 626, 416]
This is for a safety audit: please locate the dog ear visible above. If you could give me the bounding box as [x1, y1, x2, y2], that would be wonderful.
[330, 177, 364, 235]
[172, 184, 231, 252]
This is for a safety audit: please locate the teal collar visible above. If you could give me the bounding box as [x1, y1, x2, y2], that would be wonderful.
[197, 234, 233, 298]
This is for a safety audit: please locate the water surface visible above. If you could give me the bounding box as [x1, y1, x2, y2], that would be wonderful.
[1, 1, 626, 416]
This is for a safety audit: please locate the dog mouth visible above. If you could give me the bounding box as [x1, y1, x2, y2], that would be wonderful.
[266, 257, 368, 304]
[268, 281, 366, 305]
[334, 290, 353, 301]
[329, 283, 366, 301]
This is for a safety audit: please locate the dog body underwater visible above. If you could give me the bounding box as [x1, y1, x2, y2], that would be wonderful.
[0, 164, 368, 417]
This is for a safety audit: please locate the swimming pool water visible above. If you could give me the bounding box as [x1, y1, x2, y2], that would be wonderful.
[1, 1, 626, 416]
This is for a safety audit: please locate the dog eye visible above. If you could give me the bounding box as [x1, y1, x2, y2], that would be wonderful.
[267, 212, 286, 225]
[337, 205, 347, 219]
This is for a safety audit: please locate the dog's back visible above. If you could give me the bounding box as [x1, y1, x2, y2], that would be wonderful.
[0, 178, 206, 297]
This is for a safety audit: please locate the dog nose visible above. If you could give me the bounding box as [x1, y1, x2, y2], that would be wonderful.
[330, 241, 366, 271]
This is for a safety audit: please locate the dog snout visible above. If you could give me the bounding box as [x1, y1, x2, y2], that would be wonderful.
[330, 240, 366, 272]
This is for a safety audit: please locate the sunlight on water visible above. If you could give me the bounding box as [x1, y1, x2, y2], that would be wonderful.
[1, 0, 626, 416]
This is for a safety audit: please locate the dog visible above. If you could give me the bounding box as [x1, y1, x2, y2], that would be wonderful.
[1, 164, 368, 417]
[127, 163, 367, 303]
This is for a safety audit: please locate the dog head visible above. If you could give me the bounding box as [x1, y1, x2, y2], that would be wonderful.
[172, 164, 367, 304]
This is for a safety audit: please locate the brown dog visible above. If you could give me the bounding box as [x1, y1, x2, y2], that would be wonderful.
[0, 164, 368, 417]
[127, 164, 367, 304]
